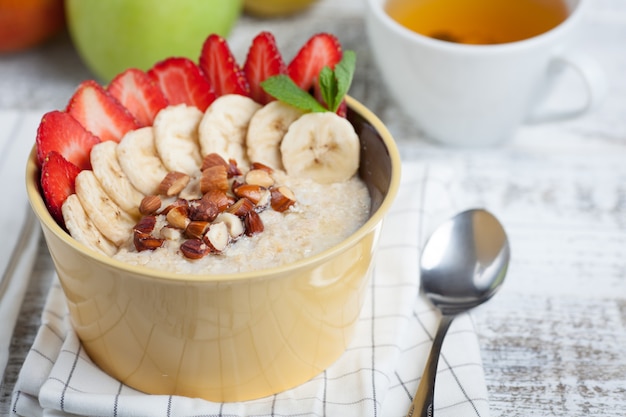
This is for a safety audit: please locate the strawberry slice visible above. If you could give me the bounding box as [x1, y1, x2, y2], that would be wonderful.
[199, 34, 250, 97]
[243, 31, 287, 105]
[40, 151, 82, 227]
[148, 57, 216, 112]
[287, 33, 343, 92]
[107, 68, 169, 127]
[36, 110, 101, 170]
[67, 80, 140, 143]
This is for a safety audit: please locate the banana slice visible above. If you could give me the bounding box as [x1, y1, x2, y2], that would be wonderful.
[153, 104, 203, 175]
[90, 141, 144, 219]
[198, 94, 262, 167]
[117, 126, 169, 195]
[246, 101, 304, 170]
[74, 170, 135, 246]
[280, 112, 360, 184]
[62, 194, 118, 256]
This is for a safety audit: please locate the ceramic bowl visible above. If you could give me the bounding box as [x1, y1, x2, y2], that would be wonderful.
[25, 96, 401, 402]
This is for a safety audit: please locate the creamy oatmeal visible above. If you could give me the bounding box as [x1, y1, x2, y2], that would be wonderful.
[114, 170, 370, 274]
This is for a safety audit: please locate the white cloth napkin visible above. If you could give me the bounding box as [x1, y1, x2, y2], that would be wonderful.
[11, 161, 490, 417]
[0, 111, 42, 383]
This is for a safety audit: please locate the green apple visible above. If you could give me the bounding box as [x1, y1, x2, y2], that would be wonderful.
[66, 0, 243, 82]
[243, 0, 317, 17]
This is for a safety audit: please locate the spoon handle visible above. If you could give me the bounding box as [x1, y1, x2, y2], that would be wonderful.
[405, 314, 454, 417]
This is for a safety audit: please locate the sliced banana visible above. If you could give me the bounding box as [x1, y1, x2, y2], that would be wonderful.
[62, 194, 118, 256]
[90, 141, 144, 219]
[198, 94, 262, 167]
[117, 126, 169, 195]
[74, 170, 135, 247]
[280, 112, 360, 184]
[153, 104, 203, 175]
[246, 101, 304, 170]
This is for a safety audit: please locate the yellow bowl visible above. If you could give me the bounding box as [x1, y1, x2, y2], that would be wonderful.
[25, 96, 401, 402]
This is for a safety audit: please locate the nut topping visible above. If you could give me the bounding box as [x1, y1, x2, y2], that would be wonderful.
[133, 216, 164, 251]
[201, 152, 229, 171]
[134, 234, 165, 251]
[255, 189, 271, 212]
[214, 212, 244, 239]
[227, 158, 243, 178]
[245, 169, 274, 188]
[134, 215, 157, 234]
[161, 198, 188, 215]
[180, 239, 211, 259]
[270, 186, 296, 212]
[250, 161, 273, 174]
[201, 189, 235, 212]
[250, 162, 274, 175]
[166, 205, 190, 229]
[139, 195, 162, 215]
[200, 165, 230, 193]
[178, 177, 202, 201]
[190, 198, 219, 222]
[225, 197, 255, 217]
[233, 183, 266, 204]
[244, 210, 264, 236]
[185, 220, 210, 239]
[126, 156, 297, 259]
[159, 171, 191, 196]
[203, 221, 230, 252]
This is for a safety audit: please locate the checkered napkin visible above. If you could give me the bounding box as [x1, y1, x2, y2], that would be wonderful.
[0, 111, 41, 383]
[11, 162, 490, 417]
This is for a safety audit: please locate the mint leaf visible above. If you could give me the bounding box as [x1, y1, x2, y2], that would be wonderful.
[261, 75, 327, 113]
[260, 50, 356, 113]
[316, 50, 356, 113]
[333, 50, 356, 109]
[318, 66, 338, 111]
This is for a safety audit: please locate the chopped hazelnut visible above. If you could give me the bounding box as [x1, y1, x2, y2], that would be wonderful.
[180, 239, 210, 259]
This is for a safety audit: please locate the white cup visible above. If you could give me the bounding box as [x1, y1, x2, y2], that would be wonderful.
[365, 0, 607, 147]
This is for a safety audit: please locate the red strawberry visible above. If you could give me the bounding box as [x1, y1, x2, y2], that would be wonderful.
[40, 151, 82, 227]
[148, 57, 216, 112]
[243, 31, 287, 105]
[36, 110, 101, 170]
[67, 80, 140, 143]
[336, 100, 347, 118]
[199, 34, 250, 97]
[287, 33, 343, 92]
[107, 68, 169, 127]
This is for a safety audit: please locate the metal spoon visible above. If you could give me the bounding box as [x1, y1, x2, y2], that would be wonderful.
[406, 208, 510, 417]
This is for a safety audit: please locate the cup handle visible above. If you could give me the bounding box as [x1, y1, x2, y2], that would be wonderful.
[526, 51, 607, 124]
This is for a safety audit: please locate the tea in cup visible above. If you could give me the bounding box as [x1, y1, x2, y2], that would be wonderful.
[365, 0, 606, 147]
[386, 0, 569, 45]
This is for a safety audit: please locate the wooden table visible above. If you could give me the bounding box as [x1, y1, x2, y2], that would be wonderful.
[2, 1, 625, 415]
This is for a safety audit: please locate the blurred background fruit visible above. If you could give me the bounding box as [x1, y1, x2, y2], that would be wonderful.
[0, 0, 65, 53]
[65, 0, 243, 83]
[243, 0, 318, 17]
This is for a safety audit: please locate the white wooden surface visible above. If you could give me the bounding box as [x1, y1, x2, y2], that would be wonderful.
[1, 0, 626, 415]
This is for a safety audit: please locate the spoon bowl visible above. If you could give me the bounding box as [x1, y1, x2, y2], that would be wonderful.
[406, 208, 509, 417]
[421, 208, 509, 315]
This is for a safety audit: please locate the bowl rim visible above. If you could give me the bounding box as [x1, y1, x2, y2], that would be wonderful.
[26, 95, 402, 283]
